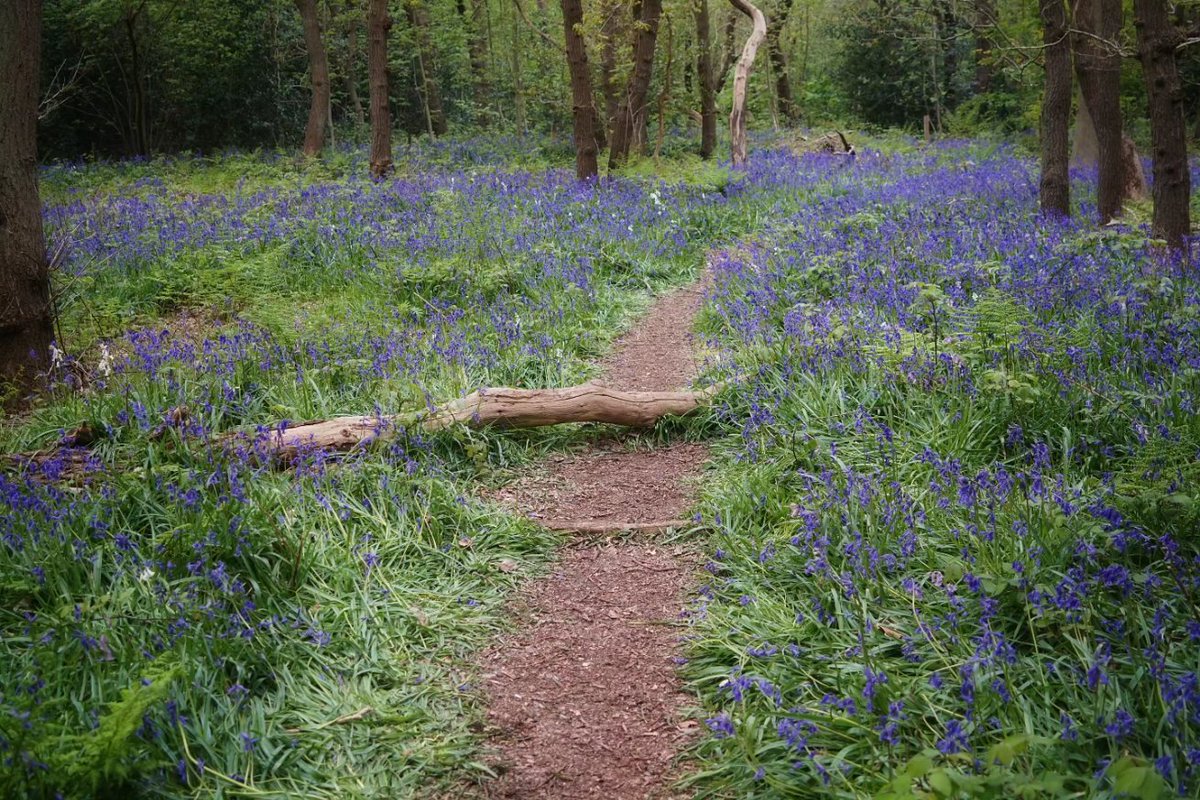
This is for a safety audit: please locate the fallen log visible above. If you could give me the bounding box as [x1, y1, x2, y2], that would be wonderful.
[252, 383, 721, 459]
[3, 383, 722, 471]
[425, 384, 719, 430]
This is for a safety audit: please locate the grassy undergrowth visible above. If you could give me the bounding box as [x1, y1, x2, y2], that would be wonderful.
[1, 136, 868, 798]
[684, 146, 1200, 797]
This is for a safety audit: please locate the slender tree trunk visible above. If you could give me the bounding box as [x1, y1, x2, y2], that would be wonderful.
[1039, 0, 1071, 216]
[1073, 0, 1124, 223]
[695, 0, 717, 158]
[935, 0, 957, 109]
[600, 1, 622, 138]
[407, 0, 448, 136]
[346, 1, 366, 127]
[974, 0, 996, 93]
[560, 0, 599, 178]
[655, 18, 674, 159]
[469, 0, 492, 125]
[728, 0, 766, 166]
[1134, 0, 1191, 252]
[368, 0, 393, 177]
[715, 9, 738, 93]
[608, 0, 663, 169]
[296, 0, 332, 156]
[1072, 90, 1099, 166]
[0, 0, 54, 400]
[765, 0, 796, 123]
[512, 11, 527, 134]
[123, 7, 152, 155]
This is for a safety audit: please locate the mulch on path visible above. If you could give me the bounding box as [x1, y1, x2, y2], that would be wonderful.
[484, 439, 708, 527]
[479, 276, 711, 799]
[481, 544, 694, 799]
[597, 278, 708, 394]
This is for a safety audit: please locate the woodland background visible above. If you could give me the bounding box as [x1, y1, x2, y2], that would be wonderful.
[34, 0, 1200, 160]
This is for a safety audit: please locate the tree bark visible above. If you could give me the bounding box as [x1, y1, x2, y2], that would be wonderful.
[0, 0, 54, 401]
[974, 0, 996, 93]
[765, 0, 796, 123]
[715, 9, 738, 93]
[655, 18, 674, 159]
[1072, 90, 1099, 166]
[368, 0, 393, 178]
[1039, 0, 1071, 217]
[1072, 0, 1124, 223]
[407, 0, 448, 136]
[695, 0, 718, 158]
[241, 384, 720, 460]
[346, 1, 366, 127]
[468, 0, 492, 125]
[561, 0, 599, 179]
[600, 1, 622, 139]
[728, 0, 766, 167]
[1134, 0, 1191, 251]
[608, 0, 664, 169]
[1121, 134, 1149, 201]
[296, 0, 332, 156]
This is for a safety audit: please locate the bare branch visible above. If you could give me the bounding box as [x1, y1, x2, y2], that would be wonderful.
[39, 56, 88, 121]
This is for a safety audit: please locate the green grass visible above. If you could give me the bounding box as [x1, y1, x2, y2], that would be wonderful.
[6, 134, 880, 798]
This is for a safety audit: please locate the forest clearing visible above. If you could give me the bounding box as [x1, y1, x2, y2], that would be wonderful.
[3, 0, 1200, 797]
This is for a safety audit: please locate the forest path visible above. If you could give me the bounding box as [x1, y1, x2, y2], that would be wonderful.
[478, 275, 710, 799]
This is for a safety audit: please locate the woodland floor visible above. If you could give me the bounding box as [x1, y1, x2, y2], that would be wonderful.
[477, 275, 711, 798]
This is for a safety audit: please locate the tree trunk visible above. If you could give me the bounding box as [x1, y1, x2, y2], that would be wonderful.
[560, 0, 599, 179]
[655, 18, 674, 159]
[368, 0, 393, 178]
[728, 0, 766, 167]
[608, 0, 663, 169]
[469, 0, 492, 125]
[1072, 0, 1124, 223]
[974, 0, 996, 93]
[935, 0, 958, 110]
[1121, 134, 1149, 200]
[512, 12, 527, 134]
[765, 0, 796, 123]
[346, 1, 366, 127]
[695, 0, 717, 158]
[296, 0, 332, 156]
[715, 9, 739, 93]
[407, 0, 448, 136]
[1039, 0, 1071, 217]
[1072, 90, 1099, 166]
[0, 0, 54, 401]
[600, 1, 622, 139]
[122, 5, 152, 155]
[1134, 0, 1191, 251]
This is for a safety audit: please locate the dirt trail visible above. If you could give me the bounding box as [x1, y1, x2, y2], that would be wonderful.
[480, 277, 709, 799]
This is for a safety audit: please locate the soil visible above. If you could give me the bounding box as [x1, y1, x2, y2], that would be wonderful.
[480, 545, 695, 799]
[597, 278, 709, 393]
[479, 277, 711, 799]
[485, 439, 708, 527]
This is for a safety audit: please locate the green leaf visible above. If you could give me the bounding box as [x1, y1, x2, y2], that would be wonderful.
[904, 754, 934, 779]
[928, 769, 953, 797]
